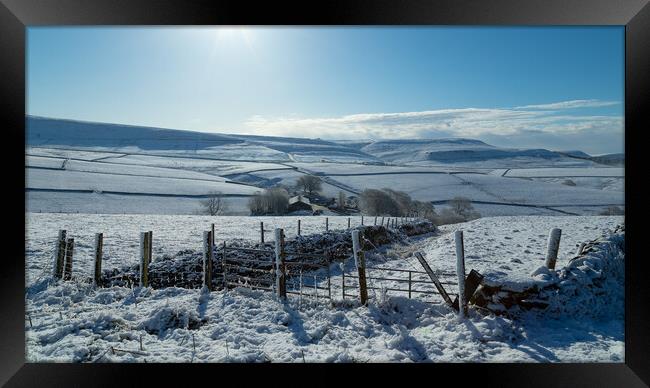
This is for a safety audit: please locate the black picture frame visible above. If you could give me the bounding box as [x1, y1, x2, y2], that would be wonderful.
[1, 0, 648, 386]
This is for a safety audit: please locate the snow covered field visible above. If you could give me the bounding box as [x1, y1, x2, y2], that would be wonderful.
[25, 214, 624, 363]
[26, 116, 624, 216]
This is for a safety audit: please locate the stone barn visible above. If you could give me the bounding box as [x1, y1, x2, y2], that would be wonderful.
[288, 195, 314, 213]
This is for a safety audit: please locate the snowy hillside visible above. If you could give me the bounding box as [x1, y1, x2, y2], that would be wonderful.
[25, 116, 624, 216]
[359, 138, 597, 167]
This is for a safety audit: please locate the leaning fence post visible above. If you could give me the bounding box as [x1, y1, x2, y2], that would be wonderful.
[140, 232, 149, 287]
[274, 228, 287, 299]
[381, 217, 385, 227]
[260, 222, 265, 244]
[351, 230, 368, 306]
[544, 228, 562, 270]
[63, 238, 74, 281]
[455, 231, 467, 318]
[203, 231, 213, 291]
[93, 233, 103, 287]
[54, 230, 67, 279]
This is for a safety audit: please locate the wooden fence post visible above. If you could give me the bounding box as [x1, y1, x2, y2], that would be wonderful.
[408, 271, 412, 299]
[341, 270, 346, 300]
[63, 238, 74, 281]
[381, 217, 385, 227]
[351, 230, 368, 306]
[93, 233, 103, 287]
[298, 219, 301, 236]
[140, 232, 150, 287]
[325, 217, 329, 232]
[361, 216, 364, 225]
[260, 222, 265, 244]
[326, 254, 332, 301]
[147, 231, 153, 264]
[222, 242, 228, 290]
[455, 231, 467, 318]
[545, 228, 562, 270]
[374, 216, 377, 226]
[347, 217, 350, 229]
[54, 230, 67, 279]
[203, 231, 213, 291]
[274, 228, 287, 299]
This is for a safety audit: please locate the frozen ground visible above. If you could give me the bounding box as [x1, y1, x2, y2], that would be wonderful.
[25, 214, 624, 363]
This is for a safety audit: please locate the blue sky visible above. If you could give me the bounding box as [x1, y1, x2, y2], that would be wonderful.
[27, 27, 624, 154]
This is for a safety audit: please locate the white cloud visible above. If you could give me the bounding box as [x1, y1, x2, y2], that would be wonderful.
[243, 100, 623, 140]
[514, 99, 620, 110]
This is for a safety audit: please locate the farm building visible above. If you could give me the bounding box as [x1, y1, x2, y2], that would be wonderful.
[288, 195, 314, 212]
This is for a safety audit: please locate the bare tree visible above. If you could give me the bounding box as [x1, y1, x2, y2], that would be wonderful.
[412, 200, 437, 221]
[449, 197, 474, 218]
[248, 188, 289, 215]
[359, 189, 400, 216]
[434, 196, 480, 225]
[296, 175, 323, 197]
[201, 192, 228, 216]
[383, 188, 412, 216]
[337, 191, 347, 210]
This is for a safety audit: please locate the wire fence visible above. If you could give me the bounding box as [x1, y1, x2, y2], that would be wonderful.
[32, 217, 456, 308]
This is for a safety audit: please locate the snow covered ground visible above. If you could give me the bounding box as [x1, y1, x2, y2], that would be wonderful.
[25, 214, 624, 363]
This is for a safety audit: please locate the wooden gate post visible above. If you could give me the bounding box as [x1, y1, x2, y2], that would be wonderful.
[63, 238, 74, 281]
[93, 233, 103, 287]
[203, 231, 214, 291]
[544, 228, 562, 270]
[455, 231, 467, 318]
[139, 232, 150, 287]
[260, 222, 265, 243]
[274, 228, 287, 299]
[54, 230, 67, 279]
[351, 230, 368, 305]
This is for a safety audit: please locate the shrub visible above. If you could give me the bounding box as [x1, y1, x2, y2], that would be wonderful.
[248, 188, 289, 215]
